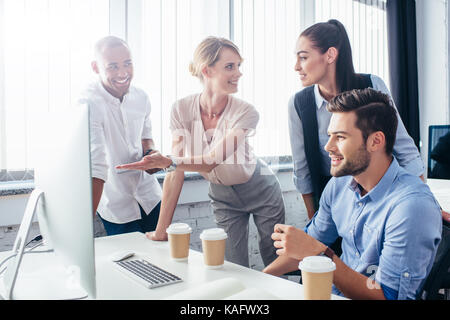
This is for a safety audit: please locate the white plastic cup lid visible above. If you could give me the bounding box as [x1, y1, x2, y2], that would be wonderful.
[166, 223, 192, 234]
[298, 256, 336, 273]
[199, 228, 228, 241]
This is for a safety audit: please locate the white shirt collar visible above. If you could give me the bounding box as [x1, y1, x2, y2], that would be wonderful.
[96, 81, 126, 105]
[313, 84, 327, 110]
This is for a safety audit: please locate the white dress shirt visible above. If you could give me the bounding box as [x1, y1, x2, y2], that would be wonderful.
[288, 74, 425, 195]
[79, 82, 162, 224]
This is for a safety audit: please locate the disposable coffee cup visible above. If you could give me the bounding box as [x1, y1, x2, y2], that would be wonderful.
[298, 256, 336, 300]
[200, 228, 228, 269]
[166, 223, 192, 261]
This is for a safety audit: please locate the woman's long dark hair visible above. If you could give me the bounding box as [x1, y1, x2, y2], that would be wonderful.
[300, 19, 366, 93]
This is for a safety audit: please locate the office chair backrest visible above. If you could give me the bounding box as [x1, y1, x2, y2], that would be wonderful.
[428, 125, 450, 178]
[417, 219, 450, 300]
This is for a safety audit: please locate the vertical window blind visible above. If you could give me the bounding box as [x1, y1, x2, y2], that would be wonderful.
[0, 0, 389, 182]
[0, 0, 109, 181]
[231, 0, 302, 158]
[131, 0, 230, 156]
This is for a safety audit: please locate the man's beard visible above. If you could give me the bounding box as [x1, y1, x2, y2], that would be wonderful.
[330, 144, 371, 177]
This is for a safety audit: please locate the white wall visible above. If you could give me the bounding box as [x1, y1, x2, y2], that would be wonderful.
[416, 0, 450, 172]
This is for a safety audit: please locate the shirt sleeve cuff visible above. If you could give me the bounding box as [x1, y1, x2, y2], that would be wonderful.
[293, 174, 313, 194]
[91, 166, 108, 182]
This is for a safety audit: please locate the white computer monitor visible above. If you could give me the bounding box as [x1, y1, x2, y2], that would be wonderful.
[0, 104, 96, 299]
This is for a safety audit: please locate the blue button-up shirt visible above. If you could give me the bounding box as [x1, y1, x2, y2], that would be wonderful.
[305, 158, 442, 299]
[288, 74, 425, 194]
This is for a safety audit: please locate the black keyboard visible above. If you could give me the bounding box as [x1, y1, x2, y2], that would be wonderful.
[114, 259, 182, 289]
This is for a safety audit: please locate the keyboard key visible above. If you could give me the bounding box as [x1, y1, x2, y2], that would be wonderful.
[114, 259, 182, 289]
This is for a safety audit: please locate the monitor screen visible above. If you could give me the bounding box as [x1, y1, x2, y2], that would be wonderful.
[0, 104, 96, 299]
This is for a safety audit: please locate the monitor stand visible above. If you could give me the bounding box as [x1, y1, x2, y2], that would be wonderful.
[0, 189, 87, 300]
[3, 257, 88, 300]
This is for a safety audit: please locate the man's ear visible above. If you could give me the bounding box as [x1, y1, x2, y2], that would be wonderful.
[367, 131, 386, 152]
[91, 61, 100, 74]
[326, 47, 338, 64]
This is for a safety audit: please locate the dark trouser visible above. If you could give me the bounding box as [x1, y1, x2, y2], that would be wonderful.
[98, 202, 161, 236]
[329, 236, 343, 257]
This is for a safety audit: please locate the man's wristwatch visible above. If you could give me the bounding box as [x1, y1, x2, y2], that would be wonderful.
[318, 246, 335, 260]
[143, 149, 153, 157]
[165, 155, 177, 172]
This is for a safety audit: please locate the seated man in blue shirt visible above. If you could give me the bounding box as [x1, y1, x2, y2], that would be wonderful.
[263, 88, 442, 300]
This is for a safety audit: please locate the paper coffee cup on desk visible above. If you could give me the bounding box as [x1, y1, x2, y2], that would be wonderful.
[166, 223, 192, 261]
[298, 256, 336, 300]
[200, 228, 227, 269]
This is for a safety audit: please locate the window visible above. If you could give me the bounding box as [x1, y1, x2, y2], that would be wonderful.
[129, 0, 230, 156]
[231, 0, 388, 158]
[231, 0, 302, 157]
[315, 0, 389, 88]
[0, 0, 389, 182]
[130, 0, 388, 157]
[0, 0, 109, 181]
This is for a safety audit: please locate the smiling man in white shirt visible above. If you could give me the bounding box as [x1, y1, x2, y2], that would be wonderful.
[78, 36, 162, 236]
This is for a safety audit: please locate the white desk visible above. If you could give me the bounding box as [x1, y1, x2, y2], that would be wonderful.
[427, 178, 450, 211]
[0, 231, 345, 300]
[94, 232, 345, 300]
[80, 180, 450, 300]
